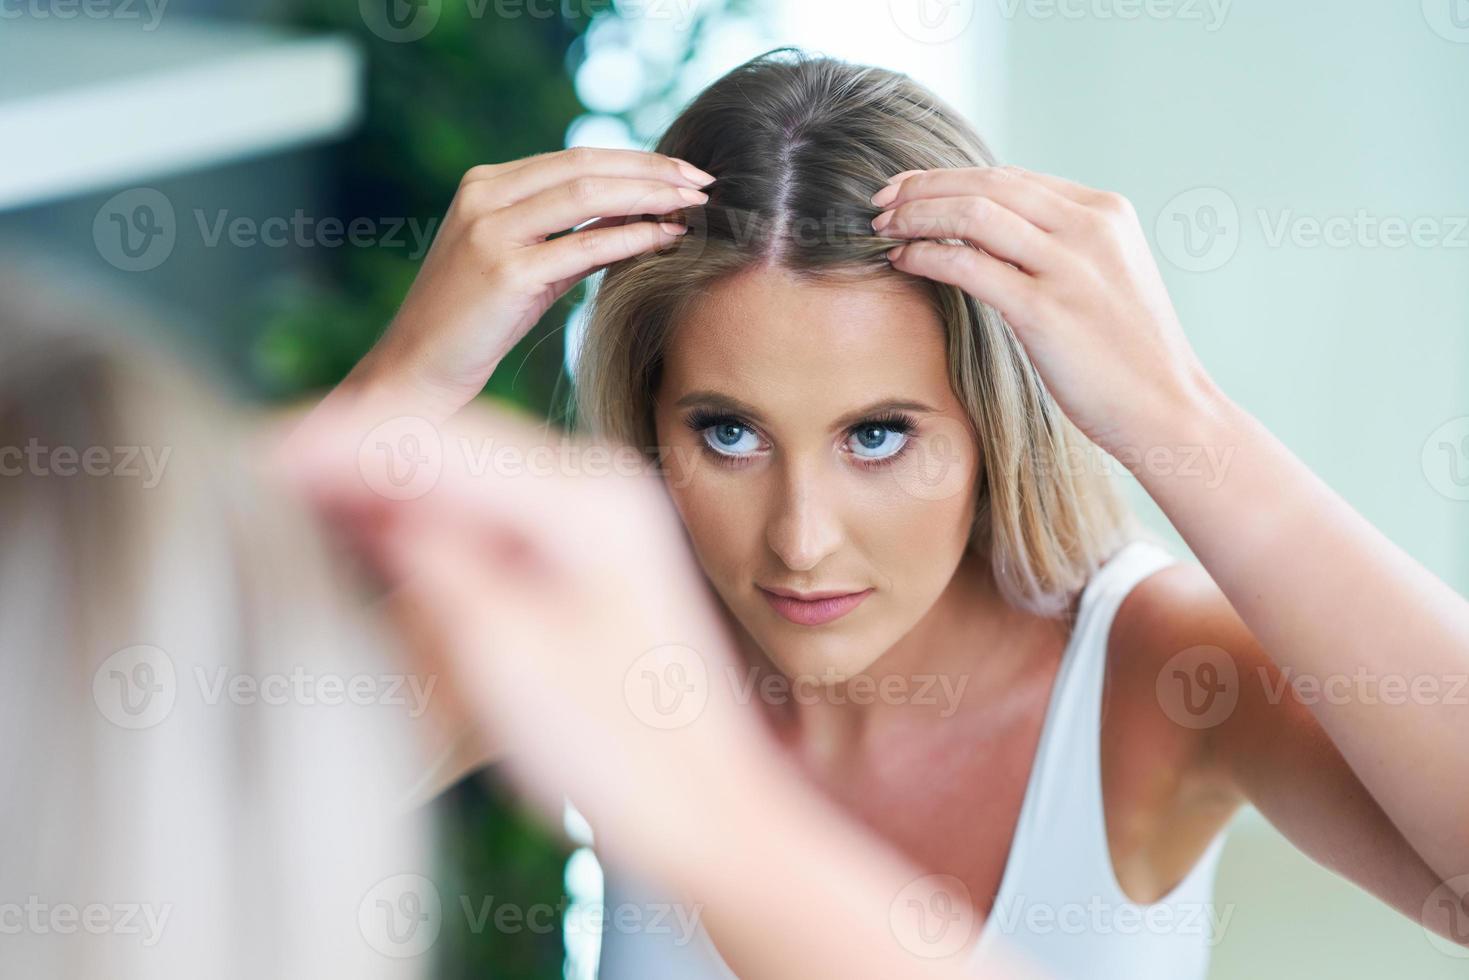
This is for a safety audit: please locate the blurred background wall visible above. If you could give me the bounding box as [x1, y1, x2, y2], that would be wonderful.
[2, 0, 1465, 977]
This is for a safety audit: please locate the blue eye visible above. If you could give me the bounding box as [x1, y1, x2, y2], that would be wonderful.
[682, 408, 918, 468]
[703, 420, 761, 457]
[847, 424, 909, 460]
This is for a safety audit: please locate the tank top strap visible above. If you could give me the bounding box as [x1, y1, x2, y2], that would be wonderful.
[995, 538, 1180, 897]
[974, 536, 1228, 979]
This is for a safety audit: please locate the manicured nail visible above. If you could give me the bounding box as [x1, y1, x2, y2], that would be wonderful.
[887, 245, 907, 262]
[659, 222, 688, 234]
[871, 184, 898, 207]
[677, 161, 716, 186]
[871, 209, 894, 231]
[677, 186, 709, 204]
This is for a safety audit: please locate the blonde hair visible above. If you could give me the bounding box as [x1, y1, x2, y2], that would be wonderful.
[573, 48, 1138, 617]
[0, 288, 434, 979]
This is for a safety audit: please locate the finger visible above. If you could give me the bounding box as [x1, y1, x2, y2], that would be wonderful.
[887, 240, 1042, 327]
[533, 219, 688, 292]
[549, 214, 646, 294]
[494, 177, 707, 243]
[460, 147, 714, 207]
[874, 166, 1086, 233]
[568, 214, 637, 232]
[1010, 168, 1106, 206]
[281, 396, 673, 574]
[876, 196, 1057, 273]
[400, 417, 671, 573]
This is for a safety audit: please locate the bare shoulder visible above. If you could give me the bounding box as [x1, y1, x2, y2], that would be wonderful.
[1106, 556, 1257, 764]
[1112, 556, 1243, 655]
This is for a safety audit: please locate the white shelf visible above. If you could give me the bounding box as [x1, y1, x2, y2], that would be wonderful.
[0, 19, 363, 211]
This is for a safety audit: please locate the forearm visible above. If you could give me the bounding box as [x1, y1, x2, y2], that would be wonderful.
[1132, 385, 1469, 881]
[318, 337, 475, 426]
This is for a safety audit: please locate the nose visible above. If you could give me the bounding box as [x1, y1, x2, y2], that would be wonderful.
[764, 457, 845, 572]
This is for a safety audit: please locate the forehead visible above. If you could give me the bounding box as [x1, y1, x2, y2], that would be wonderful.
[660, 266, 950, 411]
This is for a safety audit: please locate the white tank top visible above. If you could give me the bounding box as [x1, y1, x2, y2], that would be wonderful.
[593, 538, 1230, 980]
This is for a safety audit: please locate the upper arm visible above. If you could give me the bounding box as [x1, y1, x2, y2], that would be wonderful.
[1111, 560, 1454, 935]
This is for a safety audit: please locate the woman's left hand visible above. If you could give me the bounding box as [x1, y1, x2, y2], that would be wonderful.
[871, 165, 1223, 456]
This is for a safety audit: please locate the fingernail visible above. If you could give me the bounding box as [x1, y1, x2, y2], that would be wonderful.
[887, 245, 907, 262]
[886, 169, 925, 184]
[871, 183, 899, 207]
[677, 161, 716, 186]
[659, 222, 688, 234]
[871, 209, 894, 231]
[677, 186, 709, 204]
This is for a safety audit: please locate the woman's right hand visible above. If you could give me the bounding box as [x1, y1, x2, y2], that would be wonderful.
[273, 398, 773, 866]
[344, 147, 713, 421]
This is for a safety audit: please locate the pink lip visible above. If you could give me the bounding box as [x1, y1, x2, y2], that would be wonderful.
[758, 586, 873, 626]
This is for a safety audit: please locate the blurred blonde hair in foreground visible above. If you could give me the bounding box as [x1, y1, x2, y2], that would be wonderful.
[0, 282, 435, 978]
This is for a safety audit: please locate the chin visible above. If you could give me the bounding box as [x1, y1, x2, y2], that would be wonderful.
[743, 617, 890, 684]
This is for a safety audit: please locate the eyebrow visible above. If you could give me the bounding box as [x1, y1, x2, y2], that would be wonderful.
[673, 390, 940, 431]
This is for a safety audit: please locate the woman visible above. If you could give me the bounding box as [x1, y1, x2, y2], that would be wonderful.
[2, 289, 1047, 980]
[316, 48, 1469, 979]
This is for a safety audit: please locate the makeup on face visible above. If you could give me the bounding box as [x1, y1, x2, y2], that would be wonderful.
[758, 585, 875, 626]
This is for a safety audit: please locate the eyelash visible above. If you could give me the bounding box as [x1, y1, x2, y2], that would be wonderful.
[682, 409, 918, 471]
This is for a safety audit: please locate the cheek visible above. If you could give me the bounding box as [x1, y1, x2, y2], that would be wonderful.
[655, 414, 768, 574]
[658, 459, 763, 585]
[851, 477, 976, 583]
[857, 441, 981, 596]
